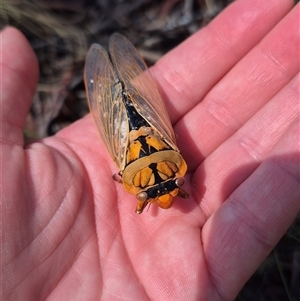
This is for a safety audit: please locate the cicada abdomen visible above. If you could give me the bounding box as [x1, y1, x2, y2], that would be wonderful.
[84, 33, 188, 214]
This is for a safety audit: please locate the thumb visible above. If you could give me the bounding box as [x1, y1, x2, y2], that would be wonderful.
[1, 26, 39, 146]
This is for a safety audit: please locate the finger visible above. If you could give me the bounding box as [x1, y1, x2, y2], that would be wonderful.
[193, 73, 298, 215]
[152, 0, 294, 122]
[202, 118, 299, 300]
[178, 4, 299, 170]
[0, 27, 39, 146]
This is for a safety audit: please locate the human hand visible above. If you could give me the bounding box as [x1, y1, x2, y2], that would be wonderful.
[2, 0, 299, 300]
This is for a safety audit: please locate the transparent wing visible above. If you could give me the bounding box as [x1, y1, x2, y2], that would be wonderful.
[109, 33, 178, 150]
[84, 44, 128, 170]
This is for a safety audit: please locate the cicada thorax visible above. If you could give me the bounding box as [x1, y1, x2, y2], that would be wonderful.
[119, 90, 188, 214]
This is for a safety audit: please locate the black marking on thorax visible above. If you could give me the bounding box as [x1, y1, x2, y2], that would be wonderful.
[136, 136, 163, 158]
[148, 163, 163, 183]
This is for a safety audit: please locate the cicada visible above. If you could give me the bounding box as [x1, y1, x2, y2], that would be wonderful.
[84, 33, 188, 214]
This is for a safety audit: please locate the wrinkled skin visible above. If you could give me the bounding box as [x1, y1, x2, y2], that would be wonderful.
[1, 0, 299, 300]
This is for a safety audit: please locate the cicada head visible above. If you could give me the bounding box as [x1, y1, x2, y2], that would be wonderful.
[134, 177, 188, 214]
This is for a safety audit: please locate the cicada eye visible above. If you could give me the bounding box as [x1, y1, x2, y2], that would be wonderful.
[175, 177, 185, 187]
[136, 191, 148, 202]
[135, 192, 149, 214]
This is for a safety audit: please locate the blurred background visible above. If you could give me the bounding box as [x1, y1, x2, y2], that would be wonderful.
[2, 0, 232, 140]
[1, 1, 299, 300]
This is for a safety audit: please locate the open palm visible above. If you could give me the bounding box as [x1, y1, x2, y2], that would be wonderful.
[2, 1, 299, 300]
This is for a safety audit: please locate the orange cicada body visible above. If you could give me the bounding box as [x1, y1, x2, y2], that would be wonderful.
[84, 33, 188, 214]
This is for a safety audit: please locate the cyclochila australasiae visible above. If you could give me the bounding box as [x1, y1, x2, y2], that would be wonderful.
[84, 33, 188, 214]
